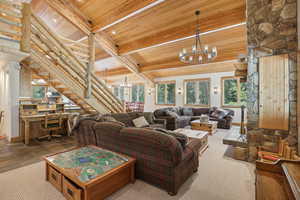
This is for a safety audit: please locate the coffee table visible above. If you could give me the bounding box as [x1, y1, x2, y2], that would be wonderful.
[191, 120, 218, 135]
[174, 128, 209, 155]
[44, 145, 136, 200]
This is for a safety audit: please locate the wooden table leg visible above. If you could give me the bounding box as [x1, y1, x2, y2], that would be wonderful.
[24, 120, 30, 145]
[130, 163, 135, 184]
[45, 162, 49, 181]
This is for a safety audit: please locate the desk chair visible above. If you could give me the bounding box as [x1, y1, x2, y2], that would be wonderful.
[39, 113, 64, 141]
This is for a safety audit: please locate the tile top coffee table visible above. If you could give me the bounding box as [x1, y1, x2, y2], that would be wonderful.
[44, 145, 136, 200]
[191, 120, 218, 135]
[174, 128, 209, 155]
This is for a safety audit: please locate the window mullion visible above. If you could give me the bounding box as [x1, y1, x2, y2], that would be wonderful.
[237, 78, 241, 104]
[195, 81, 200, 105]
[165, 83, 167, 104]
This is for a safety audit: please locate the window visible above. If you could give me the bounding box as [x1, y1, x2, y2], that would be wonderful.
[131, 84, 145, 103]
[222, 77, 247, 107]
[156, 82, 175, 105]
[184, 79, 210, 106]
[113, 86, 125, 101]
[32, 85, 46, 99]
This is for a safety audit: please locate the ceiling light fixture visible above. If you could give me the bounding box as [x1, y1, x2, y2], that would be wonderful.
[2, 13, 7, 16]
[53, 18, 57, 23]
[112, 30, 116, 35]
[179, 10, 217, 64]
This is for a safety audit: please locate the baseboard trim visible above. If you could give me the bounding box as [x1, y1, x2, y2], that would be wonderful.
[232, 122, 248, 126]
[11, 136, 24, 143]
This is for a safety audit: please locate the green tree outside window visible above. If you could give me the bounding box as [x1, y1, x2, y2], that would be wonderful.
[223, 77, 246, 106]
[185, 79, 210, 106]
[156, 82, 175, 105]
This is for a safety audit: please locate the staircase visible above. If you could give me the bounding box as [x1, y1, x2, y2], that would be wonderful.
[0, 1, 123, 114]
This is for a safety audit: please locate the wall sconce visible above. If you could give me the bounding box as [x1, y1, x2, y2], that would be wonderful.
[177, 88, 183, 95]
[147, 88, 153, 95]
[213, 86, 218, 94]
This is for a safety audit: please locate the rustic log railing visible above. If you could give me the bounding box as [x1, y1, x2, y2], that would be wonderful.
[30, 13, 124, 113]
[1, 0, 123, 113]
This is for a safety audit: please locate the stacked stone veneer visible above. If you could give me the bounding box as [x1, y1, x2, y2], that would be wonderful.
[246, 0, 298, 161]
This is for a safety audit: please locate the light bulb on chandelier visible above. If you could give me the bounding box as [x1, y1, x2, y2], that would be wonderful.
[179, 10, 217, 64]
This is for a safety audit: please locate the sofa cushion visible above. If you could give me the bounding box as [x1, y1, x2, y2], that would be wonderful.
[151, 128, 188, 149]
[192, 108, 210, 116]
[182, 107, 193, 116]
[111, 113, 134, 127]
[133, 116, 149, 128]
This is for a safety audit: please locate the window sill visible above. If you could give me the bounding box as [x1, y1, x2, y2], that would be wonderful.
[155, 104, 176, 106]
[184, 104, 210, 108]
[221, 105, 243, 109]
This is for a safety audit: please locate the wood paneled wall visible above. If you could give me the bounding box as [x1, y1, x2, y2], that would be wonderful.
[259, 54, 289, 130]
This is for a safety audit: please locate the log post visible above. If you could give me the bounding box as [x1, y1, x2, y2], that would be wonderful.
[20, 3, 31, 53]
[86, 32, 95, 98]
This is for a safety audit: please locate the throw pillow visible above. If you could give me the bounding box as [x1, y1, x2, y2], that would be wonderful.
[133, 116, 149, 128]
[166, 110, 179, 118]
[151, 128, 188, 149]
[140, 112, 154, 124]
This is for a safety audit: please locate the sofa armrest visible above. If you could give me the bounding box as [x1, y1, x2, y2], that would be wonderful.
[153, 118, 166, 125]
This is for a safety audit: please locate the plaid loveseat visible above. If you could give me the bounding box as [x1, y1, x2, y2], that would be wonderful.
[73, 119, 202, 195]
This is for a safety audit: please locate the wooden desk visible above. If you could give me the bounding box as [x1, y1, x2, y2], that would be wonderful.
[20, 113, 70, 145]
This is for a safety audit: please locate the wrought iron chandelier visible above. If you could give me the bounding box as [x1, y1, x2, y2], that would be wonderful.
[179, 10, 217, 64]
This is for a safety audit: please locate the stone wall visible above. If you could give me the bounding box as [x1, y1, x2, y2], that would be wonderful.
[246, 0, 298, 160]
[247, 0, 297, 54]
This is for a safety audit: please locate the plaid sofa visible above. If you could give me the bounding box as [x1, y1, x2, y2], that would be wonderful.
[73, 119, 202, 195]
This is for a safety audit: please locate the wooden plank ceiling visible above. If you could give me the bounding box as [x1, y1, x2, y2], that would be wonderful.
[31, 0, 247, 83]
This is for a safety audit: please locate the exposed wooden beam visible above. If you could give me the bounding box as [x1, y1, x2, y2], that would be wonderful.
[20, 3, 31, 53]
[146, 60, 238, 78]
[94, 31, 154, 85]
[45, 0, 92, 35]
[99, 60, 239, 82]
[95, 67, 131, 77]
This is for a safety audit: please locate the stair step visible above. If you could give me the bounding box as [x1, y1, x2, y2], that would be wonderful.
[282, 162, 300, 200]
[62, 91, 72, 94]
[38, 71, 49, 76]
[56, 85, 66, 89]
[49, 79, 60, 83]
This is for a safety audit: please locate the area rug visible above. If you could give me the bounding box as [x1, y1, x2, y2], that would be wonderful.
[0, 129, 255, 200]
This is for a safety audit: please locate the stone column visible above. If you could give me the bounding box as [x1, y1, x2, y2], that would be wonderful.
[246, 0, 298, 159]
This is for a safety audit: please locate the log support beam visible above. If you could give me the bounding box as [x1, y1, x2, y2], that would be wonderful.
[20, 3, 31, 53]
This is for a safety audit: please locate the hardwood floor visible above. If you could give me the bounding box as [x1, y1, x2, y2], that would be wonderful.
[0, 136, 76, 173]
